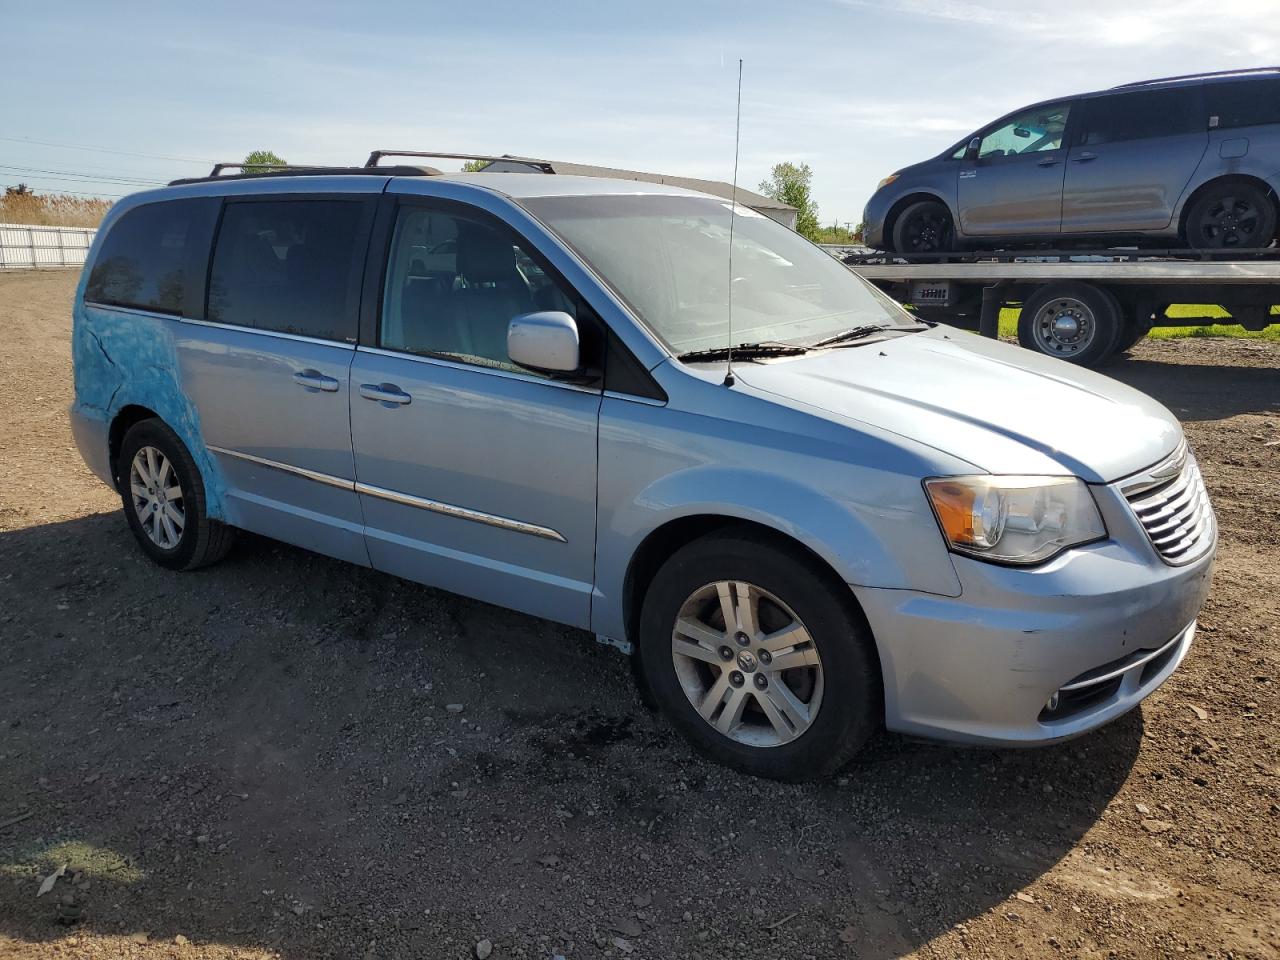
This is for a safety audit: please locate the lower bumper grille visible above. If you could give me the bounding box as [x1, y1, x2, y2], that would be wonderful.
[1039, 626, 1191, 723]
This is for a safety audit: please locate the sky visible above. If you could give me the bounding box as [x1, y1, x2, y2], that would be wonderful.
[5, 0, 1279, 225]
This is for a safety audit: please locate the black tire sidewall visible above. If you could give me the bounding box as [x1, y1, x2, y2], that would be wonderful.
[637, 531, 880, 781]
[1186, 182, 1277, 250]
[118, 420, 207, 570]
[892, 200, 954, 254]
[1017, 282, 1123, 367]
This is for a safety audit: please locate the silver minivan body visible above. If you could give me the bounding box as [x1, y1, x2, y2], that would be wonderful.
[71, 170, 1215, 756]
[864, 72, 1280, 249]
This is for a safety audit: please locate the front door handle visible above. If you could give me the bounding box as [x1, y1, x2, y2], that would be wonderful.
[292, 370, 340, 392]
[1072, 152, 1098, 163]
[359, 383, 412, 406]
[1037, 156, 1061, 167]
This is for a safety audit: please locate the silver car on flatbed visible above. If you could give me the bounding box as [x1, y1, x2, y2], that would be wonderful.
[70, 163, 1216, 780]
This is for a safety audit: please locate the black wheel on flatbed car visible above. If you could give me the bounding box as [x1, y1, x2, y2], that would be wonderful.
[1185, 181, 1277, 250]
[119, 418, 235, 571]
[891, 200, 955, 255]
[1017, 282, 1123, 367]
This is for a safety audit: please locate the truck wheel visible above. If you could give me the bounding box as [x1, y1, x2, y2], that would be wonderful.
[636, 528, 881, 782]
[891, 200, 955, 255]
[119, 418, 236, 571]
[1185, 181, 1277, 249]
[1017, 282, 1122, 367]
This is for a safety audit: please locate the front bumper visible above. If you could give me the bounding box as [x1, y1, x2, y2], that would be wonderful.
[853, 506, 1215, 746]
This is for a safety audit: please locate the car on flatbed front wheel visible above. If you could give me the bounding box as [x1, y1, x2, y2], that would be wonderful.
[70, 160, 1216, 780]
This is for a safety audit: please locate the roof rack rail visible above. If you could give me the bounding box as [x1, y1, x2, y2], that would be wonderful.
[168, 162, 441, 186]
[365, 150, 555, 173]
[1114, 66, 1280, 88]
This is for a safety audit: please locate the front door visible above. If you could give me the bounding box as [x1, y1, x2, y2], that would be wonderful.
[957, 99, 1074, 238]
[177, 194, 376, 566]
[1061, 86, 1208, 234]
[349, 200, 602, 628]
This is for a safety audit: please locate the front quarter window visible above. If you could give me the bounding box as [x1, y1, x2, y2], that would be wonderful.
[522, 194, 918, 356]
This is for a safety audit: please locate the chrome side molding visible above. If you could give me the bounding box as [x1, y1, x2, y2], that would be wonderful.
[207, 445, 566, 542]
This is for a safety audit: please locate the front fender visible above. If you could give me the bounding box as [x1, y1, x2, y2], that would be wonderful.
[592, 394, 964, 640]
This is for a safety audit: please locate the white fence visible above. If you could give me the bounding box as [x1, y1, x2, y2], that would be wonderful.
[0, 223, 96, 270]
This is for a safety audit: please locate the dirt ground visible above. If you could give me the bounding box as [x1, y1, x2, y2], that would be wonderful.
[0, 269, 1277, 960]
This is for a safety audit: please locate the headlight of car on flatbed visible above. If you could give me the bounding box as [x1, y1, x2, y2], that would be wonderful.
[924, 476, 1106, 565]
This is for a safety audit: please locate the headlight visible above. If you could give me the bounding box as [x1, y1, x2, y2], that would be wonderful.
[877, 173, 900, 190]
[924, 476, 1106, 565]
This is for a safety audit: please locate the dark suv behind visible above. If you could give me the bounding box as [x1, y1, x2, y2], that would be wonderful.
[863, 68, 1280, 253]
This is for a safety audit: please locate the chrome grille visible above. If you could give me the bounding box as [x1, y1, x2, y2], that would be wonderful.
[1121, 442, 1215, 565]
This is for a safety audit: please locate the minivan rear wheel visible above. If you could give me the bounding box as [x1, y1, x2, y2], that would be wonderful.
[1185, 182, 1277, 250]
[119, 419, 235, 571]
[1017, 282, 1123, 367]
[636, 528, 880, 781]
[891, 200, 955, 255]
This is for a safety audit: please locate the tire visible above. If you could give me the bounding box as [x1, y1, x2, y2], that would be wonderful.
[636, 528, 881, 781]
[1184, 181, 1277, 250]
[890, 200, 955, 255]
[1113, 319, 1150, 355]
[118, 418, 235, 571]
[1017, 282, 1123, 367]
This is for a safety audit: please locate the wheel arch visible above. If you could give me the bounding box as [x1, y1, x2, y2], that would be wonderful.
[108, 404, 162, 490]
[883, 191, 957, 250]
[1176, 173, 1280, 242]
[621, 514, 878, 661]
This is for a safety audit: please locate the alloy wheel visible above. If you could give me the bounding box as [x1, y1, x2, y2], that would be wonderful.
[670, 580, 824, 747]
[129, 446, 185, 549]
[1196, 195, 1262, 248]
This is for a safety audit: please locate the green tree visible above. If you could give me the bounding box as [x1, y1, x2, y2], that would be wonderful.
[242, 150, 287, 173]
[460, 159, 490, 172]
[758, 162, 821, 241]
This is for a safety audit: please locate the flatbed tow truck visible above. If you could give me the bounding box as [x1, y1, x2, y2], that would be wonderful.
[827, 245, 1280, 367]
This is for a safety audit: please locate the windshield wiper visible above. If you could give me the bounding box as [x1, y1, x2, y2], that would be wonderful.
[809, 324, 891, 348]
[677, 341, 810, 363]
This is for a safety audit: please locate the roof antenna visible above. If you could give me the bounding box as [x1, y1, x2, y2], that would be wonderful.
[723, 57, 744, 387]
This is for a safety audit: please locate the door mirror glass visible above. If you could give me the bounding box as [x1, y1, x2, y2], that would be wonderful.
[508, 311, 580, 374]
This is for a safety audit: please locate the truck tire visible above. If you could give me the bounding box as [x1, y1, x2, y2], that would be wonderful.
[1017, 282, 1123, 368]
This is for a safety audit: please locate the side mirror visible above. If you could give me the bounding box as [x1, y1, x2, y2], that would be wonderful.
[965, 136, 982, 161]
[508, 311, 581, 375]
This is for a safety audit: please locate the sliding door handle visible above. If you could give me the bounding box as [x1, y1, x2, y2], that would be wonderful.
[292, 370, 340, 392]
[359, 383, 412, 406]
[1071, 152, 1098, 163]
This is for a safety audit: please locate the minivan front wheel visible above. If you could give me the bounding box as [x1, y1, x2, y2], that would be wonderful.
[1185, 182, 1277, 250]
[118, 419, 235, 571]
[637, 529, 880, 781]
[891, 200, 954, 255]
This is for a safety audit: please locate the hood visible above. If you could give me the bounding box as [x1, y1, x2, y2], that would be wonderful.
[734, 328, 1181, 483]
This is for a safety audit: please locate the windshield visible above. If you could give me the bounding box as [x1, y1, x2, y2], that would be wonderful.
[521, 194, 917, 355]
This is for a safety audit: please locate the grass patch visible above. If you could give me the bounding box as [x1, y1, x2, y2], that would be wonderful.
[998, 304, 1280, 341]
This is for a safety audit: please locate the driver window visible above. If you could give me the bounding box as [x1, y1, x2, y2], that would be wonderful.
[380, 207, 577, 375]
[978, 102, 1072, 158]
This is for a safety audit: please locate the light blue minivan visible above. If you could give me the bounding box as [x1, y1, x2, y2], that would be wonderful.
[71, 160, 1216, 780]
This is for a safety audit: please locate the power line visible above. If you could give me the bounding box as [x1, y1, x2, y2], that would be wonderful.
[0, 135, 214, 165]
[0, 164, 164, 185]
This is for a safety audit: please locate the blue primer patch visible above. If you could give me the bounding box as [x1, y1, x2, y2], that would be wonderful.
[72, 302, 230, 520]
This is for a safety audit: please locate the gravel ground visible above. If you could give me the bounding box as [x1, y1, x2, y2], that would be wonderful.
[1, 269, 1277, 959]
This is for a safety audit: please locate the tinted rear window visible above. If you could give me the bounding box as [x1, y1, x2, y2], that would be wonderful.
[1077, 87, 1200, 145]
[1207, 77, 1280, 130]
[207, 199, 367, 341]
[85, 199, 216, 315]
